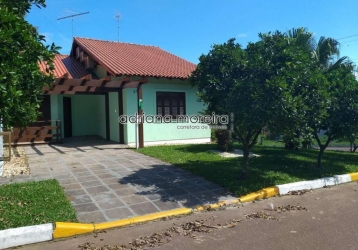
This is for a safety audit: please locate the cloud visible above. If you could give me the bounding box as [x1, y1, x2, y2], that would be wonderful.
[237, 33, 248, 38]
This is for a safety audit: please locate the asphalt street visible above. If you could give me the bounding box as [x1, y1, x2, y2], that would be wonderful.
[24, 181, 358, 250]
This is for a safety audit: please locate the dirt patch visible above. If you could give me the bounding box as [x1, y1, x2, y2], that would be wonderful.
[2, 147, 29, 177]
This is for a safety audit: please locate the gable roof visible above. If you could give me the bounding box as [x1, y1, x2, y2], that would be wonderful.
[73, 37, 196, 79]
[39, 54, 89, 79]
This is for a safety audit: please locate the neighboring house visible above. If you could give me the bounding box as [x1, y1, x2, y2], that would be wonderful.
[12, 37, 211, 147]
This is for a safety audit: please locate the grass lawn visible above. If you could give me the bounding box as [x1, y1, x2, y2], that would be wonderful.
[136, 143, 358, 196]
[0, 179, 77, 230]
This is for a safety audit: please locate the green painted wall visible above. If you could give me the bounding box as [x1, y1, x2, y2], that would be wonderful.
[109, 92, 120, 142]
[50, 94, 106, 139]
[122, 79, 210, 144]
[123, 88, 137, 144]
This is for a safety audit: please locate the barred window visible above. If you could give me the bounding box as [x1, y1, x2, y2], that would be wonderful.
[156, 92, 186, 118]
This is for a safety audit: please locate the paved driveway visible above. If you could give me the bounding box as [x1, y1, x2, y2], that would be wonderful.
[0, 139, 233, 223]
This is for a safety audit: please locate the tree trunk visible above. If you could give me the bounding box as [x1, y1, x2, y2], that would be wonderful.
[313, 133, 331, 169]
[241, 146, 250, 180]
[317, 146, 325, 169]
[353, 143, 358, 153]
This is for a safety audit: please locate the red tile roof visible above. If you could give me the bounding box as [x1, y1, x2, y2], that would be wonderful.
[39, 54, 89, 79]
[73, 37, 196, 79]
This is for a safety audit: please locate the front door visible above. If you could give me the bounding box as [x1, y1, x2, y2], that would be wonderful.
[63, 97, 72, 138]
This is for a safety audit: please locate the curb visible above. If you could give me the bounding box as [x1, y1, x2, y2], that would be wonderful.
[54, 208, 193, 238]
[0, 223, 53, 249]
[1, 172, 357, 249]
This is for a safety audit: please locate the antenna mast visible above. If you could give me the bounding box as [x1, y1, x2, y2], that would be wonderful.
[57, 11, 89, 37]
[114, 14, 120, 42]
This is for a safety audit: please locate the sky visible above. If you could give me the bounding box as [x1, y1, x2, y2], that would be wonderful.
[26, 0, 358, 64]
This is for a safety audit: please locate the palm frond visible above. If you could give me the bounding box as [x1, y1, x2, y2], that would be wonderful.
[325, 56, 348, 73]
[317, 37, 341, 66]
[288, 27, 315, 52]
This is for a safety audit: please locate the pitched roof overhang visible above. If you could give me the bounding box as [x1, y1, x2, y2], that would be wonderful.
[42, 74, 149, 95]
[40, 53, 150, 94]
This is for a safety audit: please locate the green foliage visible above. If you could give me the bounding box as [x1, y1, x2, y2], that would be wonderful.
[190, 31, 324, 177]
[215, 130, 233, 152]
[191, 27, 358, 172]
[312, 64, 358, 159]
[270, 28, 358, 167]
[0, 0, 59, 128]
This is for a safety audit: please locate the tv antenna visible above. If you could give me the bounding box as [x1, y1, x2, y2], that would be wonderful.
[114, 14, 121, 42]
[57, 11, 89, 37]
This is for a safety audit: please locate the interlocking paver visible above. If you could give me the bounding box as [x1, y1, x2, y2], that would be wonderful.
[97, 199, 125, 210]
[66, 189, 87, 196]
[69, 195, 93, 205]
[114, 188, 138, 196]
[85, 185, 110, 194]
[1, 139, 235, 223]
[76, 175, 99, 183]
[73, 203, 100, 213]
[106, 183, 131, 190]
[164, 187, 189, 196]
[175, 194, 204, 207]
[96, 173, 118, 179]
[193, 191, 222, 204]
[130, 202, 160, 215]
[121, 195, 148, 205]
[91, 192, 117, 202]
[182, 184, 209, 194]
[80, 180, 103, 188]
[102, 178, 121, 185]
[62, 183, 82, 190]
[77, 211, 106, 223]
[58, 178, 78, 185]
[104, 207, 134, 220]
[144, 191, 168, 201]
[153, 200, 182, 210]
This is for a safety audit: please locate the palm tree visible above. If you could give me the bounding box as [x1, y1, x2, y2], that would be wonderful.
[286, 28, 355, 168]
[288, 28, 347, 73]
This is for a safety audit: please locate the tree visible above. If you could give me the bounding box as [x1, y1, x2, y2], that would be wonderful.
[288, 28, 347, 73]
[0, 0, 59, 129]
[287, 28, 358, 167]
[190, 32, 319, 179]
[310, 63, 358, 168]
[281, 28, 348, 150]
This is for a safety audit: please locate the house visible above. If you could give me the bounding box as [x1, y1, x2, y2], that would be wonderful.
[12, 38, 211, 147]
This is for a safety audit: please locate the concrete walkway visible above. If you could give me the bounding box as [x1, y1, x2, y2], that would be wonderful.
[0, 139, 234, 223]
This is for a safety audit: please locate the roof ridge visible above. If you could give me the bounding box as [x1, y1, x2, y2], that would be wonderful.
[74, 37, 160, 48]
